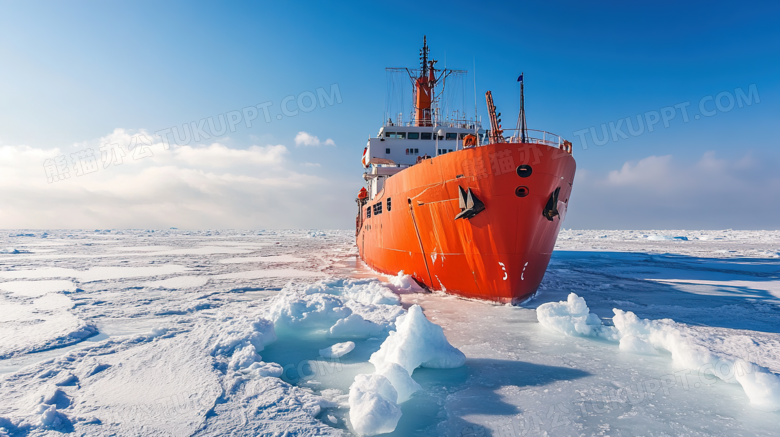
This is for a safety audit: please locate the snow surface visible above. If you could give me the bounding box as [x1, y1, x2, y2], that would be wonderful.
[0, 280, 76, 297]
[0, 229, 779, 436]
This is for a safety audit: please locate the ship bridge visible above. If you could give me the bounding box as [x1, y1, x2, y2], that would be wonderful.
[363, 120, 484, 198]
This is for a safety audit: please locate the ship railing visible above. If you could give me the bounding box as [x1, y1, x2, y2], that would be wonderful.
[383, 119, 482, 130]
[496, 129, 573, 154]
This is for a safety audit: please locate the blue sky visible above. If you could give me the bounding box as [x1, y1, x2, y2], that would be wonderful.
[1, 0, 778, 229]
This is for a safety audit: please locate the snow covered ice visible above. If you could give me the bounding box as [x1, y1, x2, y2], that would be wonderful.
[0, 229, 779, 435]
[537, 292, 780, 411]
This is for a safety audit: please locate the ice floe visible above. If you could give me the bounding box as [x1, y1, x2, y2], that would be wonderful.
[0, 294, 97, 359]
[213, 268, 326, 280]
[320, 341, 356, 359]
[143, 276, 209, 289]
[538, 293, 780, 411]
[220, 254, 306, 263]
[0, 280, 76, 297]
[348, 373, 402, 435]
[0, 265, 188, 281]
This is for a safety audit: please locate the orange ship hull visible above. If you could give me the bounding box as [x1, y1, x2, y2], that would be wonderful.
[357, 142, 576, 304]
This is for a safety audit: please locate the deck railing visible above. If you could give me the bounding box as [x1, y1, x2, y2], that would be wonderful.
[497, 129, 572, 154]
[383, 118, 481, 130]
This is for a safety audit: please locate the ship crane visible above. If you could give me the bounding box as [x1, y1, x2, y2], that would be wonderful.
[485, 91, 503, 144]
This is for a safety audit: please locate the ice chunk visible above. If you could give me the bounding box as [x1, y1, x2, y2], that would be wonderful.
[342, 280, 400, 306]
[299, 277, 348, 295]
[345, 301, 405, 329]
[619, 334, 658, 355]
[386, 271, 424, 293]
[348, 374, 401, 436]
[38, 404, 70, 430]
[208, 316, 276, 357]
[269, 278, 404, 332]
[329, 314, 384, 339]
[229, 344, 262, 370]
[268, 289, 351, 330]
[375, 362, 421, 403]
[536, 293, 617, 340]
[300, 277, 400, 305]
[149, 327, 169, 337]
[538, 293, 780, 411]
[734, 365, 780, 411]
[612, 308, 780, 411]
[320, 388, 349, 407]
[238, 361, 284, 379]
[612, 308, 715, 370]
[346, 304, 463, 434]
[319, 341, 355, 359]
[369, 305, 465, 373]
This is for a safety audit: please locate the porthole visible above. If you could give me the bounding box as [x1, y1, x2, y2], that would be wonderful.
[516, 165, 532, 178]
[515, 186, 529, 197]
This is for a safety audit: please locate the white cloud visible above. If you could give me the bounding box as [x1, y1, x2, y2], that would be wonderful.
[567, 151, 780, 229]
[607, 155, 674, 187]
[294, 131, 335, 147]
[0, 129, 354, 229]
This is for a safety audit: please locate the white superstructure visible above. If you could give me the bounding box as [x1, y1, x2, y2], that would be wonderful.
[363, 122, 485, 198]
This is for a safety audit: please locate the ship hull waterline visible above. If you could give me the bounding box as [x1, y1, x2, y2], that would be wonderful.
[357, 141, 576, 304]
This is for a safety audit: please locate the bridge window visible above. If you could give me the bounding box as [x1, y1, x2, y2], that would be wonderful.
[385, 148, 390, 154]
[385, 132, 406, 139]
[446, 133, 458, 140]
[366, 206, 371, 218]
[385, 132, 395, 138]
[408, 132, 419, 139]
[421, 132, 432, 140]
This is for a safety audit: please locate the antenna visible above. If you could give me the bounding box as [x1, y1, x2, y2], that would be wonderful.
[516, 72, 528, 143]
[420, 36, 429, 77]
[473, 57, 477, 131]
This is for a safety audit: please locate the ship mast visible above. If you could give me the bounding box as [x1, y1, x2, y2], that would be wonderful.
[414, 36, 437, 127]
[516, 72, 528, 143]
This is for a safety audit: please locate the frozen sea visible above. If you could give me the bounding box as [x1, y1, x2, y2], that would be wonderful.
[1, 229, 779, 436]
